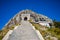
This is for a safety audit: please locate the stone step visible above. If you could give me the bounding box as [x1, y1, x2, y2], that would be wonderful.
[7, 21, 43, 40]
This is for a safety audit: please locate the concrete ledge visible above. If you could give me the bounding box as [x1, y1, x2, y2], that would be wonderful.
[2, 30, 13, 40]
[2, 26, 19, 40]
[30, 23, 44, 40]
[14, 26, 19, 30]
[31, 24, 36, 30]
[36, 30, 44, 40]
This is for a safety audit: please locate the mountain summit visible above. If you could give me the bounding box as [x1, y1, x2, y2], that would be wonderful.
[4, 9, 53, 29]
[2, 9, 54, 40]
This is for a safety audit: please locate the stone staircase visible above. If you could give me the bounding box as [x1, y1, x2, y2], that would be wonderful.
[3, 21, 44, 40]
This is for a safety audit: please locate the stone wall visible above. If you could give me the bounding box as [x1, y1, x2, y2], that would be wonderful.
[21, 14, 30, 21]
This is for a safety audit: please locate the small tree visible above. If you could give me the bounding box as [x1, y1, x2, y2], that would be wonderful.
[53, 20, 60, 28]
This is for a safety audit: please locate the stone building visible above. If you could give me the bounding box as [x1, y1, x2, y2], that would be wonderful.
[21, 14, 30, 21]
[4, 9, 53, 29]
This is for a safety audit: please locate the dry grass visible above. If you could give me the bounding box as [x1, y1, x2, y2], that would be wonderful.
[0, 25, 15, 40]
[29, 19, 60, 40]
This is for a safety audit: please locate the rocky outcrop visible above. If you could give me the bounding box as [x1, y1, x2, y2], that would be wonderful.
[3, 9, 53, 30]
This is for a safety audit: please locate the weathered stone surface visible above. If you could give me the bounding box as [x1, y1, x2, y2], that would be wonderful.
[4, 9, 53, 30]
[7, 21, 41, 40]
[2, 30, 13, 40]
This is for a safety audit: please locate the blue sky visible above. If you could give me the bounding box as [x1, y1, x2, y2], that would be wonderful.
[0, 0, 60, 30]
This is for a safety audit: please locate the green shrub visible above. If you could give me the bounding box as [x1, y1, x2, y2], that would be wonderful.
[0, 25, 15, 40]
[0, 36, 3, 40]
[47, 27, 60, 40]
[53, 21, 60, 28]
[31, 22, 40, 30]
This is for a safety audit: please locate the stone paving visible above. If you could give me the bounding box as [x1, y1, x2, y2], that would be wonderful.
[7, 21, 41, 40]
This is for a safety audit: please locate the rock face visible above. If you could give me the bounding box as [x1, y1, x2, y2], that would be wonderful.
[3, 9, 53, 29]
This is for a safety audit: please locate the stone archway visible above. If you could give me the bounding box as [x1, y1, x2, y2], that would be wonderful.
[24, 17, 27, 21]
[21, 14, 30, 21]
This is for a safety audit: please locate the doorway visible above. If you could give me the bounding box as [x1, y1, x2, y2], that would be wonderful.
[24, 17, 27, 21]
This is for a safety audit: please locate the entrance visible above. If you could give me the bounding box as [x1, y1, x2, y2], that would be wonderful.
[24, 17, 27, 21]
